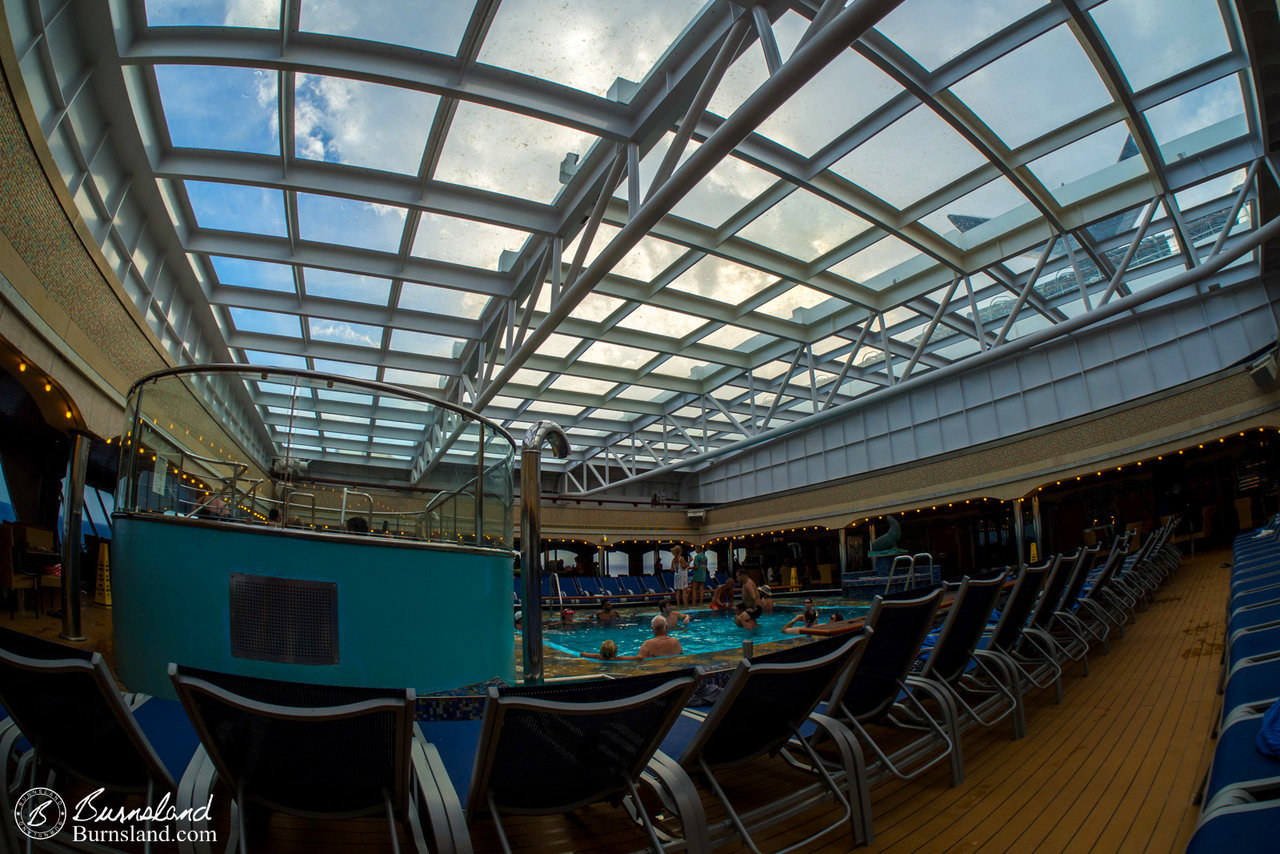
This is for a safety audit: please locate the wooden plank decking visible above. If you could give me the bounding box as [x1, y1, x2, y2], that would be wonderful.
[3, 546, 1231, 852]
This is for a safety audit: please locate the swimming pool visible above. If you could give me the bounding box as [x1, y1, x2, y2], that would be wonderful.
[541, 603, 869, 658]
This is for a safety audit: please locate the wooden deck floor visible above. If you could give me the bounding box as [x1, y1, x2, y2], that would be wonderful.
[4, 546, 1230, 852]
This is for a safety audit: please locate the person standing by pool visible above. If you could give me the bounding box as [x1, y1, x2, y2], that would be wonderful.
[737, 568, 763, 623]
[670, 545, 690, 606]
[690, 544, 709, 607]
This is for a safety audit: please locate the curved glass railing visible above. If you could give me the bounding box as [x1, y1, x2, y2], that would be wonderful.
[116, 366, 515, 549]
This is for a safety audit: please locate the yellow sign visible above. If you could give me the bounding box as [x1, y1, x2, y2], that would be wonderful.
[93, 543, 111, 608]
[1029, 543, 1039, 564]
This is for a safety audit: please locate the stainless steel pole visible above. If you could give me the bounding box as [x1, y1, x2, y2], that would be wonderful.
[60, 430, 89, 641]
[520, 421, 568, 685]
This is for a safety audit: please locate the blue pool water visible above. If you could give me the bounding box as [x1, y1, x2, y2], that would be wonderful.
[541, 602, 869, 658]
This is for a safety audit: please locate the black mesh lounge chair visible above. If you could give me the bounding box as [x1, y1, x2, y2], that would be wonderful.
[1025, 549, 1092, 675]
[912, 572, 1022, 741]
[169, 664, 466, 854]
[418, 668, 705, 853]
[824, 586, 963, 788]
[0, 627, 200, 854]
[976, 558, 1064, 705]
[658, 632, 872, 851]
[1073, 534, 1135, 642]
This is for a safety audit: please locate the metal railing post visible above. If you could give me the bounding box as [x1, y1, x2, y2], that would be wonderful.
[520, 421, 568, 685]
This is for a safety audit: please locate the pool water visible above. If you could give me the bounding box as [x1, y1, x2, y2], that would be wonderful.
[542, 602, 869, 658]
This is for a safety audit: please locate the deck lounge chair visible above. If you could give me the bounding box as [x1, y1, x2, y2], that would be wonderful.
[976, 558, 1064, 705]
[1201, 701, 1280, 808]
[420, 668, 706, 853]
[1025, 549, 1092, 675]
[912, 572, 1022, 740]
[658, 632, 872, 850]
[169, 664, 466, 854]
[1186, 798, 1280, 854]
[823, 586, 963, 787]
[0, 627, 200, 854]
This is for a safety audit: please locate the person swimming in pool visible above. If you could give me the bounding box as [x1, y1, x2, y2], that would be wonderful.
[734, 603, 758, 630]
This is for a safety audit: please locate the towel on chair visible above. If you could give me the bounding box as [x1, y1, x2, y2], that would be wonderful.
[1258, 697, 1280, 759]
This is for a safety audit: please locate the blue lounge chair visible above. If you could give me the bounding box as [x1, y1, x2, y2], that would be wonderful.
[1202, 701, 1280, 808]
[977, 558, 1064, 705]
[913, 572, 1022, 740]
[421, 669, 706, 853]
[658, 632, 872, 850]
[1186, 799, 1280, 854]
[169, 664, 465, 854]
[824, 586, 963, 787]
[0, 627, 200, 854]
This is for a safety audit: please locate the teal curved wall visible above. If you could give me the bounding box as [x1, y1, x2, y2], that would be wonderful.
[112, 516, 515, 698]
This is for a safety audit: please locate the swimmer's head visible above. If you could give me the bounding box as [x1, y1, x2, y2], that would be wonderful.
[651, 614, 668, 633]
[599, 639, 618, 659]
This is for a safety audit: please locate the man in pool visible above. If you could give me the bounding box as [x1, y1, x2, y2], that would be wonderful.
[637, 615, 683, 659]
[594, 598, 618, 625]
[659, 599, 690, 627]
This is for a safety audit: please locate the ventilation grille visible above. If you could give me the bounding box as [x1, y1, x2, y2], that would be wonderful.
[229, 574, 339, 665]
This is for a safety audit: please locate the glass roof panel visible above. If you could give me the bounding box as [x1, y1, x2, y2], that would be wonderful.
[209, 256, 295, 292]
[155, 66, 277, 155]
[312, 358, 377, 380]
[534, 332, 582, 360]
[755, 284, 834, 324]
[1143, 74, 1248, 163]
[665, 255, 776, 305]
[615, 304, 706, 339]
[230, 308, 301, 337]
[185, 181, 286, 236]
[830, 106, 988, 209]
[826, 234, 923, 287]
[650, 355, 715, 379]
[579, 340, 658, 370]
[304, 268, 393, 304]
[611, 384, 672, 402]
[387, 329, 462, 358]
[477, 0, 702, 100]
[308, 319, 383, 348]
[242, 351, 307, 369]
[145, 0, 281, 27]
[876, 0, 1047, 72]
[382, 367, 447, 388]
[535, 290, 626, 323]
[611, 235, 689, 282]
[1026, 122, 1145, 205]
[434, 102, 599, 203]
[621, 135, 779, 229]
[919, 176, 1037, 248]
[296, 193, 406, 252]
[295, 74, 439, 174]
[547, 375, 617, 396]
[754, 19, 902, 157]
[298, 0, 472, 54]
[697, 323, 764, 351]
[950, 24, 1113, 149]
[399, 281, 489, 319]
[1090, 0, 1231, 93]
[410, 213, 528, 269]
[735, 189, 871, 262]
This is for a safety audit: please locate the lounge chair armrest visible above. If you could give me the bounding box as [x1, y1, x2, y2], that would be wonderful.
[175, 745, 220, 854]
[411, 726, 474, 854]
[644, 749, 711, 854]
